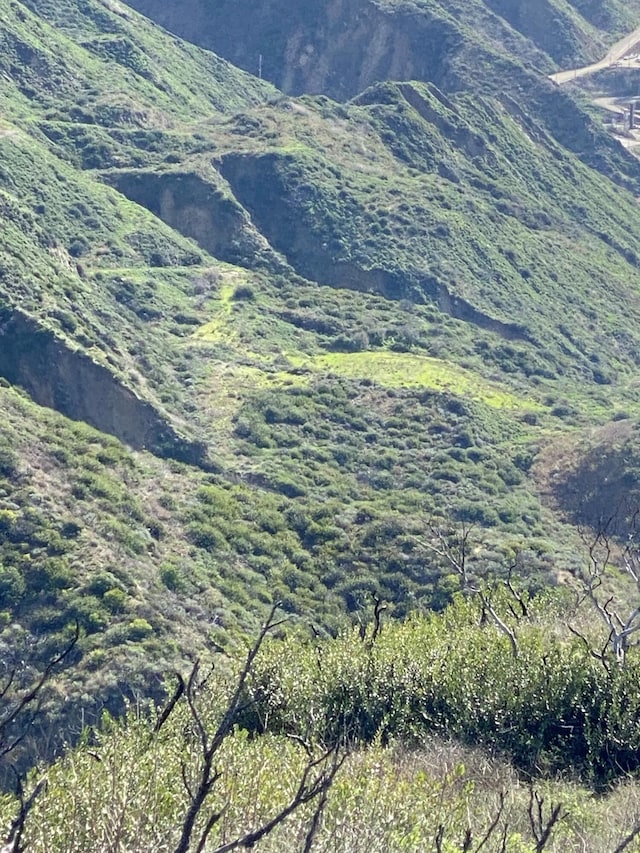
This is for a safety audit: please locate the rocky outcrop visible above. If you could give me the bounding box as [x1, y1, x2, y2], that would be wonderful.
[0, 309, 207, 465]
[121, 0, 498, 99]
[104, 170, 284, 271]
[121, 0, 640, 192]
[125, 0, 629, 98]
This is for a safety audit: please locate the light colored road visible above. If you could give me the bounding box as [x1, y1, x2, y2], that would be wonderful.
[550, 26, 640, 84]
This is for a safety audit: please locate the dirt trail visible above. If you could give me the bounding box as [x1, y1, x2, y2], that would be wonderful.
[550, 25, 640, 84]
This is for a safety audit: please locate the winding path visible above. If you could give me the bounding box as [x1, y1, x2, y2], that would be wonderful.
[550, 26, 640, 84]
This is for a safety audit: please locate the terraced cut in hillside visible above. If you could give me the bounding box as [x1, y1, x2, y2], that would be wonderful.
[5, 0, 640, 794]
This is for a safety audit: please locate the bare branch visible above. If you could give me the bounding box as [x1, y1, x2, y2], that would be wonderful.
[461, 828, 473, 852]
[572, 523, 640, 666]
[415, 521, 477, 592]
[180, 759, 195, 803]
[287, 733, 313, 758]
[611, 820, 640, 853]
[5, 772, 47, 853]
[154, 674, 186, 735]
[194, 809, 225, 853]
[432, 792, 506, 853]
[172, 604, 291, 853]
[567, 625, 611, 673]
[475, 791, 505, 853]
[301, 770, 332, 853]
[505, 562, 528, 619]
[184, 661, 209, 755]
[0, 669, 16, 703]
[527, 789, 565, 852]
[499, 822, 508, 853]
[0, 623, 79, 758]
[370, 594, 387, 645]
[212, 746, 347, 853]
[0, 627, 79, 851]
[480, 592, 518, 658]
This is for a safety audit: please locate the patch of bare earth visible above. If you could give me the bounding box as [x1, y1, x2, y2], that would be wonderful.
[532, 419, 636, 526]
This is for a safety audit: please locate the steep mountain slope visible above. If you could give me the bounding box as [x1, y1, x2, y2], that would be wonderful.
[206, 83, 640, 388]
[4, 0, 640, 756]
[124, 0, 640, 205]
[125, 0, 640, 93]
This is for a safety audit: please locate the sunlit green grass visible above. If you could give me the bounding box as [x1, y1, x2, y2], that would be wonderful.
[288, 350, 543, 410]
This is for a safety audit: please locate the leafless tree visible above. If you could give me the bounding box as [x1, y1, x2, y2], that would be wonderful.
[0, 625, 78, 761]
[415, 521, 521, 657]
[357, 593, 387, 645]
[1, 624, 79, 853]
[527, 788, 565, 853]
[417, 519, 476, 592]
[167, 603, 347, 853]
[570, 518, 640, 666]
[434, 787, 567, 853]
[435, 791, 508, 853]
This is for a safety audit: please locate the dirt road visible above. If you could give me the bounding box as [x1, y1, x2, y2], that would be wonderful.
[550, 25, 640, 84]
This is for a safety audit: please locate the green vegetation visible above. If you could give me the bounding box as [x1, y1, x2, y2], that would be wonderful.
[5, 592, 640, 851]
[5, 0, 640, 845]
[0, 0, 633, 695]
[289, 351, 540, 409]
[244, 592, 640, 787]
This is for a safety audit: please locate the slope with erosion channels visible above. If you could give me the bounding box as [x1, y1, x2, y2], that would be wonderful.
[4, 0, 640, 754]
[126, 0, 640, 92]
[126, 0, 640, 188]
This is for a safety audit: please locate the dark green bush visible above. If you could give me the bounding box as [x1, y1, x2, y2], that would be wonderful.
[232, 284, 256, 301]
[242, 592, 640, 787]
[186, 522, 226, 551]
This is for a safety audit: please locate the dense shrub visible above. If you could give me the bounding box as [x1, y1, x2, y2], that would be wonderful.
[242, 592, 640, 787]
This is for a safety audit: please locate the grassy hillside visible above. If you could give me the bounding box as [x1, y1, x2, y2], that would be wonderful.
[3, 0, 640, 780]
